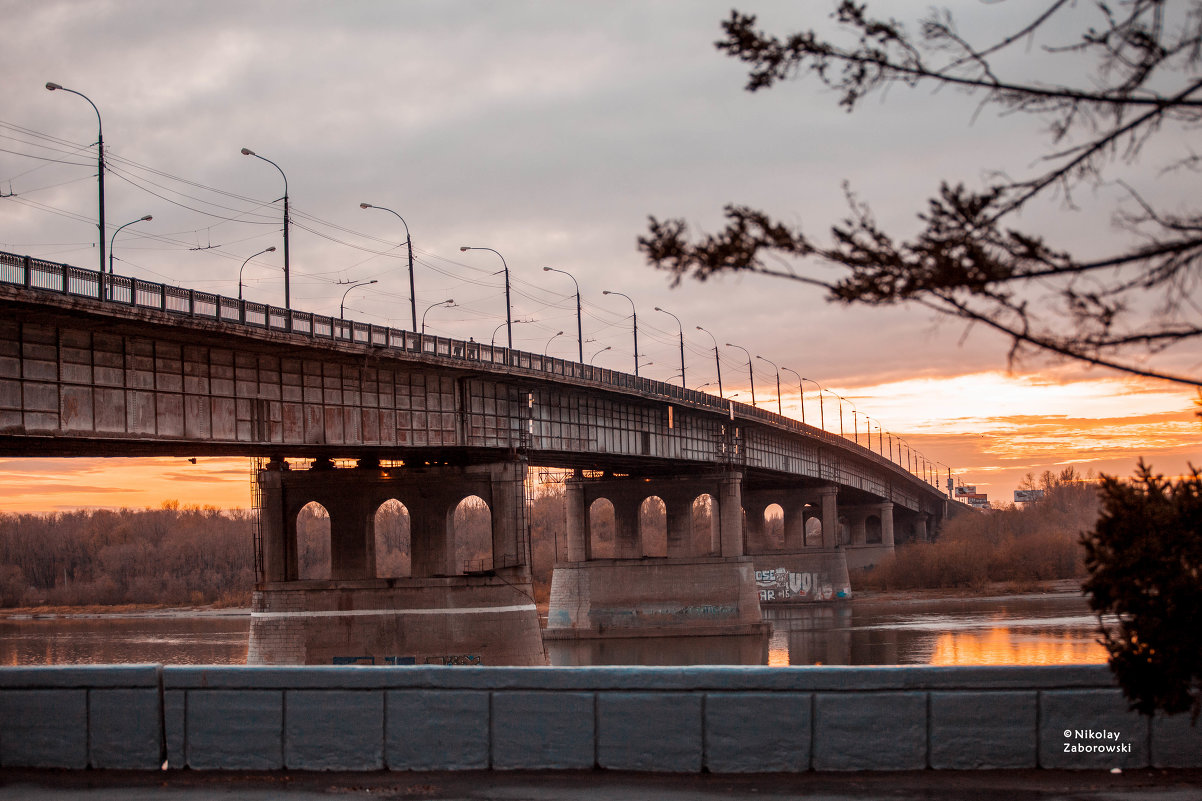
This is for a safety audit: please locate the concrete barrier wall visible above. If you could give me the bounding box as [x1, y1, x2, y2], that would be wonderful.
[1, 665, 1199, 772]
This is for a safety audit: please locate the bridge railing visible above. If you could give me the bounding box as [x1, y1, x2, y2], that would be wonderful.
[0, 250, 946, 494]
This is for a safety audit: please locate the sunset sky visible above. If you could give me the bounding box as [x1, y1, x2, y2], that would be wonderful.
[1, 1, 1198, 513]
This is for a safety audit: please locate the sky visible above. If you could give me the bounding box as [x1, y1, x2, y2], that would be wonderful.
[0, 0, 1198, 513]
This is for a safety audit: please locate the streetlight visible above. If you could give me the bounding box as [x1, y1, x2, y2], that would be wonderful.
[490, 318, 534, 348]
[543, 267, 582, 362]
[589, 345, 612, 365]
[756, 355, 782, 415]
[109, 214, 152, 278]
[240, 148, 291, 312]
[725, 343, 755, 406]
[460, 246, 512, 349]
[654, 306, 686, 388]
[340, 279, 379, 319]
[544, 330, 565, 356]
[238, 246, 276, 300]
[804, 378, 827, 432]
[46, 82, 105, 276]
[781, 367, 805, 426]
[422, 298, 455, 334]
[835, 394, 859, 445]
[360, 203, 416, 331]
[602, 290, 639, 377]
[696, 326, 723, 398]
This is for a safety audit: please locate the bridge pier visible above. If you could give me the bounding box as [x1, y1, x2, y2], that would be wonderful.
[839, 500, 897, 571]
[546, 470, 766, 639]
[249, 458, 545, 666]
[743, 484, 854, 604]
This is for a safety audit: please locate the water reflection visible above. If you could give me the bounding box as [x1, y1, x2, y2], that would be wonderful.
[0, 592, 1109, 667]
[0, 616, 249, 666]
[765, 592, 1109, 666]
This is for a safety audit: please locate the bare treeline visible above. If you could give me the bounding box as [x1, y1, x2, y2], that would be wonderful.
[0, 502, 256, 608]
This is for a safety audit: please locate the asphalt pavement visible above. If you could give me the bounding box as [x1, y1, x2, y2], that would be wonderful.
[2, 768, 1202, 801]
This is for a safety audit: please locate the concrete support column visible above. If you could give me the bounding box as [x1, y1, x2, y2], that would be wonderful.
[849, 510, 867, 547]
[880, 501, 895, 548]
[665, 497, 692, 558]
[328, 493, 373, 580]
[718, 471, 744, 557]
[818, 485, 839, 548]
[410, 498, 455, 578]
[742, 498, 767, 554]
[783, 501, 806, 550]
[564, 479, 588, 563]
[916, 513, 930, 543]
[488, 460, 527, 567]
[256, 467, 293, 582]
[613, 497, 641, 558]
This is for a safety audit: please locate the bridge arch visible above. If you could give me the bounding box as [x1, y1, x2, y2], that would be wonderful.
[452, 495, 492, 573]
[296, 501, 331, 580]
[588, 497, 616, 559]
[639, 496, 667, 557]
[373, 498, 411, 578]
[692, 494, 719, 556]
[865, 514, 882, 545]
[762, 503, 784, 550]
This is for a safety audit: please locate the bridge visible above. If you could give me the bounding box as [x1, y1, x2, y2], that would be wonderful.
[0, 250, 952, 665]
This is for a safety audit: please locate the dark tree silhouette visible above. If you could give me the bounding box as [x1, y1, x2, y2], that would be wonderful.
[639, 1, 1202, 386]
[1081, 462, 1202, 720]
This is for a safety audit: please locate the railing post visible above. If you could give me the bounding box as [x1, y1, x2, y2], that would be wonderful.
[61, 264, 68, 294]
[188, 289, 195, 316]
[23, 256, 31, 289]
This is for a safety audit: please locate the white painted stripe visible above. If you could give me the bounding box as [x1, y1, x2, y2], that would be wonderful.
[251, 604, 537, 619]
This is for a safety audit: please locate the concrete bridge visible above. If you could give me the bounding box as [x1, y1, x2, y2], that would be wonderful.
[0, 251, 952, 664]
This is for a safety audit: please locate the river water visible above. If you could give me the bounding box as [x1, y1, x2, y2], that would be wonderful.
[0, 589, 1109, 667]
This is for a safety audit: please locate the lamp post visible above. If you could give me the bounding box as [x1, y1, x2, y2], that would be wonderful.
[45, 82, 105, 276]
[589, 345, 611, 365]
[109, 215, 152, 279]
[544, 330, 565, 356]
[803, 378, 827, 432]
[781, 367, 804, 425]
[653, 306, 686, 388]
[602, 290, 639, 376]
[543, 267, 582, 362]
[756, 355, 782, 415]
[460, 246, 512, 349]
[340, 279, 379, 319]
[238, 246, 276, 300]
[240, 148, 290, 312]
[726, 343, 755, 406]
[360, 203, 416, 331]
[422, 298, 454, 334]
[696, 326, 723, 398]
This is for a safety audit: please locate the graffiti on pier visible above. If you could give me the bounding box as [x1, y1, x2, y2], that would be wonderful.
[755, 567, 837, 602]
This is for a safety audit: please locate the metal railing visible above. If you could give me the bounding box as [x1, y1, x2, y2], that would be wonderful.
[0, 250, 947, 493]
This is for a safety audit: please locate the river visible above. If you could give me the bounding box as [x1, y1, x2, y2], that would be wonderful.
[0, 587, 1109, 667]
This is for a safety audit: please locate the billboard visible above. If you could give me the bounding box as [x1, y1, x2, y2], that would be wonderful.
[1014, 489, 1045, 503]
[954, 485, 977, 496]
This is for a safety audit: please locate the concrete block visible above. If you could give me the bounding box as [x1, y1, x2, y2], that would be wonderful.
[705, 692, 809, 773]
[284, 690, 383, 770]
[929, 691, 1037, 769]
[1151, 713, 1202, 768]
[386, 690, 489, 770]
[164, 690, 186, 769]
[89, 688, 162, 769]
[492, 691, 594, 770]
[0, 689, 87, 768]
[186, 690, 283, 770]
[813, 692, 926, 771]
[598, 692, 703, 772]
[1039, 689, 1149, 769]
